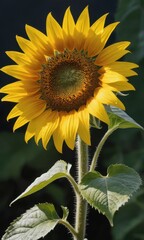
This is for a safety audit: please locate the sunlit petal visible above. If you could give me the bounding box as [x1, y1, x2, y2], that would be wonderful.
[76, 6, 90, 36]
[1, 7, 137, 153]
[95, 42, 130, 66]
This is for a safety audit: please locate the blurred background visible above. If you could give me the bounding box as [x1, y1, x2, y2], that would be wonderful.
[0, 0, 144, 239]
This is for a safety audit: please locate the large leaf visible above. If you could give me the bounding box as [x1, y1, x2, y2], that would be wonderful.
[2, 203, 67, 240]
[11, 160, 71, 204]
[80, 164, 142, 226]
[107, 106, 143, 129]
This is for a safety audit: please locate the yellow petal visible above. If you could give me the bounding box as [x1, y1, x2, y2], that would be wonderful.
[99, 71, 128, 83]
[1, 65, 39, 81]
[87, 98, 109, 124]
[13, 115, 29, 131]
[88, 22, 119, 56]
[53, 110, 79, 152]
[16, 35, 39, 58]
[26, 25, 48, 46]
[25, 121, 36, 143]
[62, 7, 75, 35]
[18, 97, 46, 116]
[91, 13, 108, 34]
[99, 61, 138, 77]
[76, 6, 90, 36]
[99, 22, 119, 50]
[46, 13, 63, 39]
[54, 111, 79, 151]
[25, 25, 53, 55]
[25, 110, 51, 143]
[73, 30, 86, 51]
[13, 97, 46, 130]
[1, 93, 27, 102]
[95, 87, 125, 110]
[95, 41, 130, 66]
[77, 107, 91, 145]
[84, 29, 95, 52]
[22, 81, 40, 94]
[0, 81, 24, 94]
[7, 105, 22, 120]
[102, 82, 135, 92]
[53, 124, 64, 153]
[62, 7, 75, 50]
[41, 112, 59, 149]
[36, 110, 58, 145]
[61, 111, 79, 150]
[53, 112, 65, 153]
[6, 51, 42, 71]
[1, 80, 40, 96]
[63, 30, 75, 51]
[1, 80, 39, 104]
[6, 51, 31, 65]
[46, 13, 64, 51]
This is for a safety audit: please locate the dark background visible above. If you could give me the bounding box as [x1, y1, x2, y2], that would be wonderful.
[0, 0, 144, 240]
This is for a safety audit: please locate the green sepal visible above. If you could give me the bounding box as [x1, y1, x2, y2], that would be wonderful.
[107, 106, 143, 129]
[90, 115, 102, 129]
[61, 206, 69, 220]
[2, 203, 67, 240]
[80, 164, 142, 226]
[11, 160, 71, 205]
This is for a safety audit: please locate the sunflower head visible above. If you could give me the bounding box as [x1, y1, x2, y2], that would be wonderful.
[40, 49, 99, 112]
[0, 7, 138, 152]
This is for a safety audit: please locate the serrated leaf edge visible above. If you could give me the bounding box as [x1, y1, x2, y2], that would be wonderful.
[11, 160, 72, 205]
[2, 203, 60, 240]
[80, 164, 142, 226]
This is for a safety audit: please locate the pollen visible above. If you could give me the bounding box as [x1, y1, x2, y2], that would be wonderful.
[40, 50, 99, 112]
[0, 6, 136, 152]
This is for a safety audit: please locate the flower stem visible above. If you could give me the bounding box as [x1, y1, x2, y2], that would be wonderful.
[67, 174, 81, 196]
[90, 126, 118, 172]
[74, 136, 88, 240]
[59, 219, 78, 239]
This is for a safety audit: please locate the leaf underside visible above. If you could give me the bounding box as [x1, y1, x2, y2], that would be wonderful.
[107, 106, 143, 129]
[11, 160, 71, 205]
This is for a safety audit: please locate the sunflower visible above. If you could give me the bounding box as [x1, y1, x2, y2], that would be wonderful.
[0, 7, 138, 152]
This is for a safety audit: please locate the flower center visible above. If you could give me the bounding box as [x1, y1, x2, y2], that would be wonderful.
[39, 50, 99, 112]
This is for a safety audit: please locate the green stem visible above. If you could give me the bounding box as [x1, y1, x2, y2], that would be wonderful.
[59, 219, 78, 239]
[67, 174, 81, 196]
[90, 126, 118, 172]
[74, 136, 88, 240]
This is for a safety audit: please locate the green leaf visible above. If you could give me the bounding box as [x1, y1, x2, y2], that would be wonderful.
[80, 164, 142, 226]
[90, 116, 101, 129]
[11, 160, 71, 204]
[107, 106, 143, 129]
[2, 203, 64, 240]
[61, 206, 69, 220]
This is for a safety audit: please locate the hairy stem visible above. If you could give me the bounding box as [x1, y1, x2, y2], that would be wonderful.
[74, 136, 88, 240]
[59, 219, 78, 239]
[67, 174, 81, 196]
[90, 126, 118, 172]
